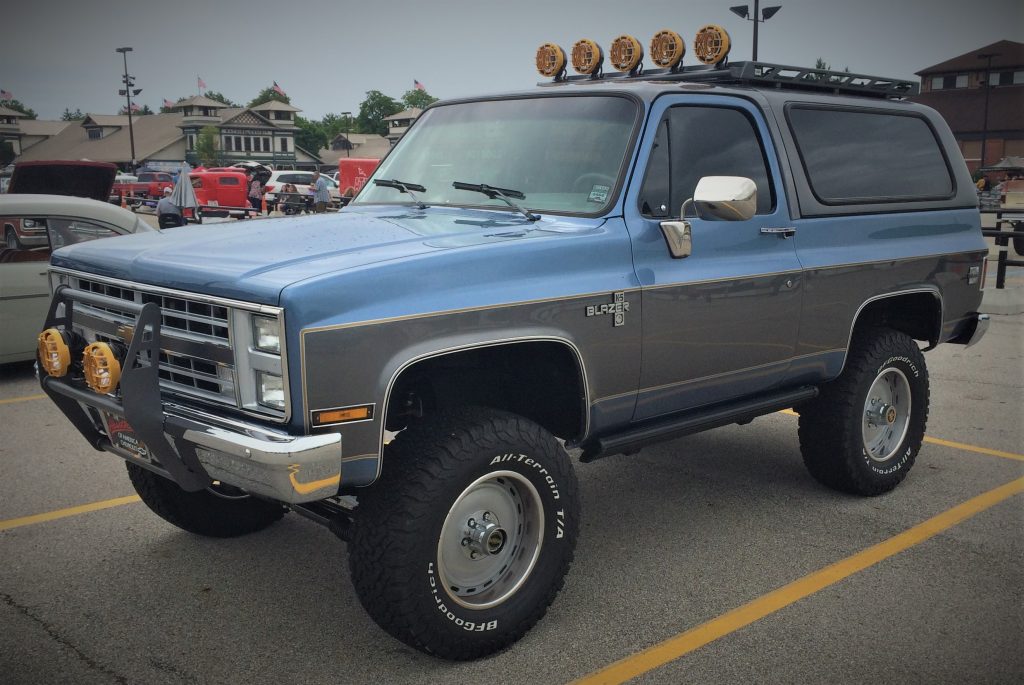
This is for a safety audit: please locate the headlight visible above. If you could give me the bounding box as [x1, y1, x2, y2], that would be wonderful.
[256, 371, 285, 410]
[252, 315, 281, 354]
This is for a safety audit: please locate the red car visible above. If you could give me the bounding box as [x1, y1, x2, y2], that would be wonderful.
[189, 170, 250, 218]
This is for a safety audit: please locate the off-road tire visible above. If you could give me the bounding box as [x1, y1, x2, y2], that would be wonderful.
[348, 408, 580, 660]
[5, 227, 21, 249]
[126, 462, 287, 537]
[798, 327, 929, 495]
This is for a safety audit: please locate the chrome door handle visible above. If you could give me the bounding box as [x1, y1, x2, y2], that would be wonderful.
[760, 227, 796, 238]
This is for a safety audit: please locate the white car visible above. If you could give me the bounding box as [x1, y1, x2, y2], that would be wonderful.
[0, 194, 158, 363]
[262, 170, 341, 208]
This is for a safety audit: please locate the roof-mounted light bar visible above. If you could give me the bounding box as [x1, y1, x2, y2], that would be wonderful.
[649, 29, 686, 69]
[609, 34, 644, 73]
[693, 24, 731, 65]
[571, 39, 604, 76]
[535, 43, 567, 78]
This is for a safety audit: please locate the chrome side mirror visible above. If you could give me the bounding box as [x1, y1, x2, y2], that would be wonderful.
[691, 176, 757, 221]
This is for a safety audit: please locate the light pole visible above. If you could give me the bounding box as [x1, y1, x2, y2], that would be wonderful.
[729, 1, 782, 61]
[977, 52, 1000, 171]
[116, 47, 142, 173]
[342, 111, 352, 158]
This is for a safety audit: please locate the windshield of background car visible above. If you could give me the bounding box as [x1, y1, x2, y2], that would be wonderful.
[355, 96, 638, 215]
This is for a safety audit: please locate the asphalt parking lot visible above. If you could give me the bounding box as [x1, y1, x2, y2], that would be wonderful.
[1, 313, 1021, 684]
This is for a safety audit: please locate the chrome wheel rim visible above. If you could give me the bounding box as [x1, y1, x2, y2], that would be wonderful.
[862, 367, 912, 462]
[437, 470, 544, 610]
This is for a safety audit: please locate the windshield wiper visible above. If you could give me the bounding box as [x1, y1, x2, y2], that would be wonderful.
[452, 181, 539, 222]
[374, 179, 428, 208]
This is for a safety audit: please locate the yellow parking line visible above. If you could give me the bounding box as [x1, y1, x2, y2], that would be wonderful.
[0, 495, 141, 532]
[0, 393, 46, 406]
[777, 409, 1024, 462]
[573, 476, 1024, 685]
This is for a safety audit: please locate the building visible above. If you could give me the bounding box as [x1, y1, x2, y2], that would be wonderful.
[384, 108, 422, 146]
[911, 40, 1024, 173]
[317, 131, 390, 168]
[0, 106, 28, 157]
[14, 98, 322, 171]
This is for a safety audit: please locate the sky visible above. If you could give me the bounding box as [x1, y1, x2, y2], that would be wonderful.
[4, 0, 1023, 121]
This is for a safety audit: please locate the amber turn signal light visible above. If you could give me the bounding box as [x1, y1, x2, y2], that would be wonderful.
[38, 328, 71, 377]
[650, 29, 686, 68]
[609, 34, 644, 73]
[536, 43, 567, 78]
[83, 342, 122, 395]
[312, 405, 374, 427]
[571, 39, 604, 75]
[694, 24, 731, 65]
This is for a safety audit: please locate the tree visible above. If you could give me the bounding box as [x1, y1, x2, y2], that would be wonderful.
[120, 104, 154, 115]
[203, 90, 238, 107]
[295, 116, 329, 153]
[248, 87, 291, 108]
[195, 125, 219, 166]
[402, 88, 438, 110]
[357, 90, 402, 137]
[61, 108, 84, 121]
[1, 99, 37, 119]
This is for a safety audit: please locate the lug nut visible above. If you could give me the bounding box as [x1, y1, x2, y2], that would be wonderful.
[468, 518, 476, 528]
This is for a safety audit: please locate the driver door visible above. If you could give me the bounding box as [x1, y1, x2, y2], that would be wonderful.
[624, 98, 803, 421]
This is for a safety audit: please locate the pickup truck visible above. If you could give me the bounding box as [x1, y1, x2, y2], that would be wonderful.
[37, 30, 988, 661]
[112, 171, 175, 201]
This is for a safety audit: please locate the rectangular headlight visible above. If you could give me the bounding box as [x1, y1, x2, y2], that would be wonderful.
[252, 315, 281, 354]
[256, 371, 285, 410]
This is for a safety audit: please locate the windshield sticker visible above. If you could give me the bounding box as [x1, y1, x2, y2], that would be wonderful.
[588, 185, 610, 203]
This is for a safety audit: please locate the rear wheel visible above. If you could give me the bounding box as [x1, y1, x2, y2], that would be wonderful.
[798, 328, 928, 495]
[5, 227, 20, 248]
[348, 408, 580, 659]
[126, 462, 286, 537]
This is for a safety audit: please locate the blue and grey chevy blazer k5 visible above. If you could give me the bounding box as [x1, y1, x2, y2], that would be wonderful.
[37, 53, 989, 658]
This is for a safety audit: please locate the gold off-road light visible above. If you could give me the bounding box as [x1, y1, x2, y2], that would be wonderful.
[536, 43, 567, 78]
[609, 34, 644, 73]
[571, 39, 604, 75]
[38, 328, 71, 377]
[694, 24, 731, 65]
[650, 29, 686, 69]
[83, 342, 122, 395]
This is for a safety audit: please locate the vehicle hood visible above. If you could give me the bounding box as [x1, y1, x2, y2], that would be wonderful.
[9, 160, 118, 201]
[49, 206, 604, 305]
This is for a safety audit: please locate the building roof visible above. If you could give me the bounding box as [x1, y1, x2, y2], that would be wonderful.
[251, 100, 301, 112]
[384, 108, 422, 121]
[910, 86, 1024, 134]
[0, 106, 28, 118]
[19, 120, 72, 136]
[17, 113, 186, 163]
[83, 114, 131, 127]
[916, 40, 1024, 75]
[172, 95, 231, 108]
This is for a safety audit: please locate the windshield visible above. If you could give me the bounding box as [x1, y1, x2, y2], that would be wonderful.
[355, 96, 638, 215]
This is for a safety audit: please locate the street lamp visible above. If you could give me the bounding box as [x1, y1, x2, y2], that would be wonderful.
[977, 52, 1001, 171]
[341, 111, 352, 158]
[729, 1, 782, 61]
[116, 47, 140, 174]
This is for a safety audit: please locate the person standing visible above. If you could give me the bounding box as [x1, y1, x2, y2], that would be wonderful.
[247, 171, 263, 215]
[311, 170, 331, 213]
[156, 186, 183, 228]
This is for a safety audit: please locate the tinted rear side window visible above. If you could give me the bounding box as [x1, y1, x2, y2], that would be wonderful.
[219, 176, 240, 185]
[787, 106, 953, 203]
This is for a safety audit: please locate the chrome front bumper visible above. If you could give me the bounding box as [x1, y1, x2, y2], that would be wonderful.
[39, 285, 342, 504]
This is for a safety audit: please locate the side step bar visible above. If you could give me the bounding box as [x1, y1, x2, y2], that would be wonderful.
[579, 385, 819, 462]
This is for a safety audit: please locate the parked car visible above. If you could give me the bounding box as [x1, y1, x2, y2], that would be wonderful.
[0, 194, 157, 363]
[5, 160, 119, 246]
[263, 170, 341, 208]
[189, 170, 250, 218]
[34, 30, 988, 660]
[112, 171, 175, 201]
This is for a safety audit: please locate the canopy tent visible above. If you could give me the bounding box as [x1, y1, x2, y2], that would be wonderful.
[979, 156, 1024, 173]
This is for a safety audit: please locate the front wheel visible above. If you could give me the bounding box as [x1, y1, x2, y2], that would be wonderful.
[5, 228, 21, 249]
[348, 408, 580, 660]
[798, 328, 929, 495]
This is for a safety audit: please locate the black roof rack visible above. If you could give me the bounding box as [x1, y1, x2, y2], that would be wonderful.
[538, 61, 919, 99]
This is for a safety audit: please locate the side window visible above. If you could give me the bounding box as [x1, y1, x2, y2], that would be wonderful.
[639, 106, 774, 218]
[219, 177, 240, 186]
[46, 219, 120, 250]
[787, 107, 953, 203]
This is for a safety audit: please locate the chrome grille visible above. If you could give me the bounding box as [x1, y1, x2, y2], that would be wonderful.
[70, 275, 236, 406]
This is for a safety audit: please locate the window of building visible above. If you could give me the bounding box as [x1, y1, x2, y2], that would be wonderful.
[280, 137, 289, 152]
[638, 106, 773, 218]
[787, 106, 953, 203]
[224, 137, 233, 151]
[990, 70, 1024, 86]
[187, 135, 195, 150]
[262, 138, 270, 152]
[955, 73, 968, 88]
[244, 137, 251, 152]
[1015, 70, 1024, 85]
[87, 128, 102, 140]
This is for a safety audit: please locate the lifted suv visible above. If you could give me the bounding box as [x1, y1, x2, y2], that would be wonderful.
[38, 38, 987, 660]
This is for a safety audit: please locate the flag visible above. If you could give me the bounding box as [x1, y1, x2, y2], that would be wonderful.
[0, 88, 12, 100]
[272, 81, 286, 96]
[414, 80, 425, 91]
[130, 102, 140, 112]
[163, 98, 175, 108]
[198, 76, 207, 90]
